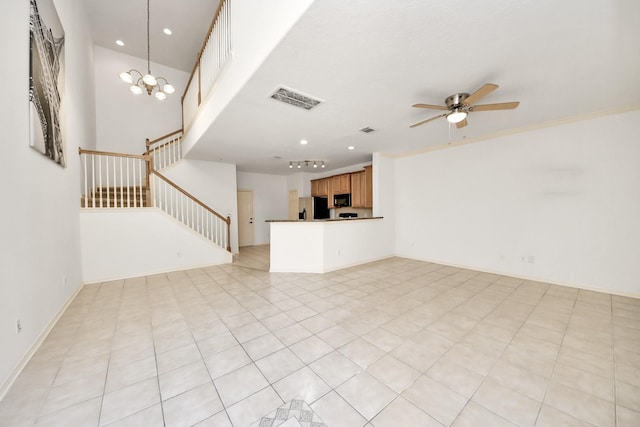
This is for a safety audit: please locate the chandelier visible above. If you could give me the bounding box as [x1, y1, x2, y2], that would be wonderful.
[119, 0, 174, 100]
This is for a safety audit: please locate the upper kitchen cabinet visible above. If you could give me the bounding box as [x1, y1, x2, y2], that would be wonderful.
[351, 166, 373, 208]
[311, 178, 329, 197]
[332, 174, 351, 195]
[363, 165, 373, 208]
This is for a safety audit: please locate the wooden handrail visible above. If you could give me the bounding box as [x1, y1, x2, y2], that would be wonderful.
[147, 129, 183, 146]
[151, 170, 228, 223]
[182, 0, 226, 102]
[78, 148, 146, 160]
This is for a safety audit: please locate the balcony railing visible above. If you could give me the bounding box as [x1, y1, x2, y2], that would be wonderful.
[182, 0, 231, 131]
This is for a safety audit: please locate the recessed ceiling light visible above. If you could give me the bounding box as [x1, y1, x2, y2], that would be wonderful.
[347, 146, 355, 150]
[300, 139, 308, 145]
[163, 28, 172, 35]
[115, 40, 125, 46]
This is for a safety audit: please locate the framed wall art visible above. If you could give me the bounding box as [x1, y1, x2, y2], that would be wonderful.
[29, 0, 65, 167]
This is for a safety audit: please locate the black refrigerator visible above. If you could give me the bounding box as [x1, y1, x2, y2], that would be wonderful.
[313, 197, 330, 219]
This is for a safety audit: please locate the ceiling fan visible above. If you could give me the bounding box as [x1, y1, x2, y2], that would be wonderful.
[410, 83, 519, 129]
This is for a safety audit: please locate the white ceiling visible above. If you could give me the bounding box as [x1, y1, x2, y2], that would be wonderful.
[87, 0, 640, 175]
[86, 0, 220, 72]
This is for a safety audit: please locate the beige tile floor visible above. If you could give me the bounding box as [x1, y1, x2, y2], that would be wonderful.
[1, 255, 639, 426]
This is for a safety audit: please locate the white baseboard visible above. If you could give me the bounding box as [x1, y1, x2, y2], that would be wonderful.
[396, 254, 640, 300]
[0, 284, 84, 402]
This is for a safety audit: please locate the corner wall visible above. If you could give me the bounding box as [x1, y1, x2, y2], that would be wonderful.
[0, 0, 95, 393]
[394, 110, 640, 297]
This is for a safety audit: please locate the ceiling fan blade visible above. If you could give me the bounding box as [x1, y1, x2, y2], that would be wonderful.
[456, 118, 468, 128]
[471, 101, 520, 111]
[410, 113, 446, 128]
[463, 83, 499, 106]
[412, 103, 449, 110]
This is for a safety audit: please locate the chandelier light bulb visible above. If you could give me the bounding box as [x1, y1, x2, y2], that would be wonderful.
[155, 91, 167, 100]
[297, 163, 301, 169]
[142, 74, 157, 87]
[289, 162, 293, 169]
[163, 83, 175, 94]
[321, 162, 325, 168]
[130, 85, 143, 95]
[313, 162, 317, 168]
[119, 72, 133, 84]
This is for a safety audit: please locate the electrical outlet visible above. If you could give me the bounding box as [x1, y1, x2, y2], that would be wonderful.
[16, 319, 22, 334]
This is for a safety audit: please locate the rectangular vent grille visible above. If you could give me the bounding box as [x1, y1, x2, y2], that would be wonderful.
[359, 126, 376, 133]
[270, 87, 322, 110]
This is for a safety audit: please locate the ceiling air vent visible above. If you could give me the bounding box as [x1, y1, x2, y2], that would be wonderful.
[359, 126, 376, 133]
[270, 87, 322, 110]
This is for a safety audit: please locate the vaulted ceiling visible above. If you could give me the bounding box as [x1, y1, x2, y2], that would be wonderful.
[87, 0, 640, 175]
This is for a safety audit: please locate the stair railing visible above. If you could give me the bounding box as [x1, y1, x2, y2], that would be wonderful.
[151, 170, 231, 251]
[78, 148, 148, 208]
[78, 146, 231, 252]
[146, 129, 183, 170]
[182, 0, 231, 131]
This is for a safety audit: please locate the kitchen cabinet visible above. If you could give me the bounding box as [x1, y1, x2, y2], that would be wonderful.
[350, 167, 372, 208]
[312, 167, 371, 209]
[350, 171, 365, 208]
[332, 174, 351, 194]
[363, 165, 373, 208]
[311, 178, 328, 197]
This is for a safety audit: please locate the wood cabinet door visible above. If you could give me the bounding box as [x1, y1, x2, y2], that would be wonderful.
[311, 178, 328, 197]
[318, 178, 328, 197]
[340, 174, 351, 193]
[363, 166, 373, 208]
[351, 172, 364, 207]
[328, 177, 336, 208]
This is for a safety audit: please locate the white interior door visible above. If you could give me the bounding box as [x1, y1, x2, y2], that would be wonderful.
[237, 190, 254, 247]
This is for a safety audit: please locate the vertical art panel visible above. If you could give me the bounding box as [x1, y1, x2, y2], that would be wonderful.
[29, 0, 65, 167]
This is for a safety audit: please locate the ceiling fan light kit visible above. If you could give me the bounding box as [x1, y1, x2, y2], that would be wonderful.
[446, 108, 467, 124]
[411, 83, 519, 129]
[119, 0, 174, 100]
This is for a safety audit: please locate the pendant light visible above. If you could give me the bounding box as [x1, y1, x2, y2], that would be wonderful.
[119, 0, 174, 100]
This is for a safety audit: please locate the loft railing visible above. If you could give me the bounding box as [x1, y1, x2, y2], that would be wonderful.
[182, 0, 231, 131]
[78, 144, 231, 252]
[146, 129, 183, 170]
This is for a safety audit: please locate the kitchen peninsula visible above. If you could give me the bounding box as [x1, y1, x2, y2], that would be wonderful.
[266, 217, 389, 273]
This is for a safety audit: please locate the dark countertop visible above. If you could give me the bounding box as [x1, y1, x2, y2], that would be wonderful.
[266, 217, 383, 223]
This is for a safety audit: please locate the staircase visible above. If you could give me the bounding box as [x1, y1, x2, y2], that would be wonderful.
[81, 186, 148, 208]
[79, 0, 235, 256]
[79, 130, 231, 252]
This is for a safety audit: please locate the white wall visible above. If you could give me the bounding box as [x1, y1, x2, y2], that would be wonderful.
[287, 172, 312, 197]
[237, 172, 288, 245]
[94, 46, 188, 154]
[395, 110, 640, 297]
[162, 160, 239, 253]
[182, 0, 315, 154]
[80, 210, 232, 283]
[0, 0, 95, 394]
